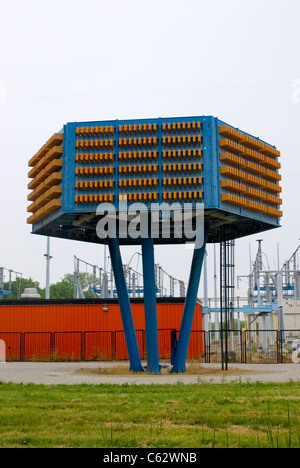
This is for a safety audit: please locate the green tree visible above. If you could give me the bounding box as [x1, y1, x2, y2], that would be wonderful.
[2, 273, 97, 301]
[49, 279, 73, 300]
[49, 273, 96, 299]
[2, 277, 45, 300]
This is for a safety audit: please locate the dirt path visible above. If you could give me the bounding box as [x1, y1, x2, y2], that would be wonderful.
[0, 362, 299, 385]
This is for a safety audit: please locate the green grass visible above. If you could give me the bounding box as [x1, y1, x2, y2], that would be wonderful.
[0, 381, 299, 448]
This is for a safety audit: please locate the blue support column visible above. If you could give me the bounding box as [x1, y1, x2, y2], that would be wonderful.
[172, 225, 208, 373]
[141, 236, 161, 374]
[107, 237, 144, 373]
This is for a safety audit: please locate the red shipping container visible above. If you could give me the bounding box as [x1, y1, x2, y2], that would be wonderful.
[24, 332, 51, 361]
[84, 331, 113, 361]
[0, 299, 204, 361]
[0, 332, 21, 361]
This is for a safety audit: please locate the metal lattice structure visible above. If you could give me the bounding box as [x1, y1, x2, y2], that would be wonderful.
[27, 116, 282, 373]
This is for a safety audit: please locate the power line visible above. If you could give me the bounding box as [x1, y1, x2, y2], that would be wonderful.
[261, 123, 300, 138]
[6, 81, 291, 102]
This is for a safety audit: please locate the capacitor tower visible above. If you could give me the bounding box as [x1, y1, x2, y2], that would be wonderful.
[27, 116, 282, 373]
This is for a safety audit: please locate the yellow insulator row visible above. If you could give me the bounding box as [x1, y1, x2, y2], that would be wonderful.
[118, 150, 158, 161]
[241, 147, 265, 163]
[260, 144, 280, 159]
[27, 186, 63, 214]
[119, 164, 158, 175]
[162, 121, 201, 133]
[119, 137, 158, 148]
[221, 180, 247, 194]
[221, 193, 283, 218]
[220, 166, 282, 194]
[162, 135, 201, 147]
[75, 180, 114, 191]
[75, 194, 114, 204]
[264, 180, 282, 194]
[28, 146, 63, 179]
[219, 125, 281, 159]
[119, 123, 158, 135]
[221, 180, 282, 207]
[28, 159, 63, 191]
[219, 138, 247, 155]
[220, 152, 244, 168]
[264, 167, 281, 182]
[27, 199, 62, 225]
[163, 163, 202, 174]
[163, 177, 202, 187]
[218, 125, 245, 143]
[28, 173, 63, 202]
[162, 191, 203, 202]
[119, 179, 158, 189]
[220, 153, 281, 175]
[76, 139, 114, 150]
[241, 160, 267, 177]
[163, 149, 202, 160]
[75, 166, 114, 177]
[76, 153, 114, 164]
[28, 133, 64, 168]
[76, 125, 115, 137]
[123, 192, 159, 203]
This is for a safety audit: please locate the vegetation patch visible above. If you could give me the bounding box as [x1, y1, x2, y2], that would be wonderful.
[0, 381, 299, 448]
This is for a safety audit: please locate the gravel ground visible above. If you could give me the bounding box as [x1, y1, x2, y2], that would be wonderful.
[0, 361, 299, 385]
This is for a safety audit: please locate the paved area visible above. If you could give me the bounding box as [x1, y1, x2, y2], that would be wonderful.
[0, 362, 299, 385]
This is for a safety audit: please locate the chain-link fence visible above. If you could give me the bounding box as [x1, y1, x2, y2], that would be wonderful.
[0, 329, 299, 364]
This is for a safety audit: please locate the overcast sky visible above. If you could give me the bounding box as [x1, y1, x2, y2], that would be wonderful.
[0, 0, 299, 299]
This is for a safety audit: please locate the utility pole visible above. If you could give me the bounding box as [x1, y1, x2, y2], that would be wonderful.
[214, 244, 219, 341]
[0, 268, 3, 301]
[44, 237, 52, 300]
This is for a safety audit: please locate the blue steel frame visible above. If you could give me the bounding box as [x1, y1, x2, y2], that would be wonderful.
[141, 235, 161, 374]
[172, 224, 208, 373]
[108, 235, 144, 373]
[29, 115, 282, 373]
[57, 116, 280, 226]
[31, 115, 281, 245]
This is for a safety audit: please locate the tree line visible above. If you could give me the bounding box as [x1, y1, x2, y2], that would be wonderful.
[2, 273, 96, 300]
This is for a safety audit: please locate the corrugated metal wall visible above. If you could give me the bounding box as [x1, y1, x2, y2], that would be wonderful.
[0, 300, 204, 361]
